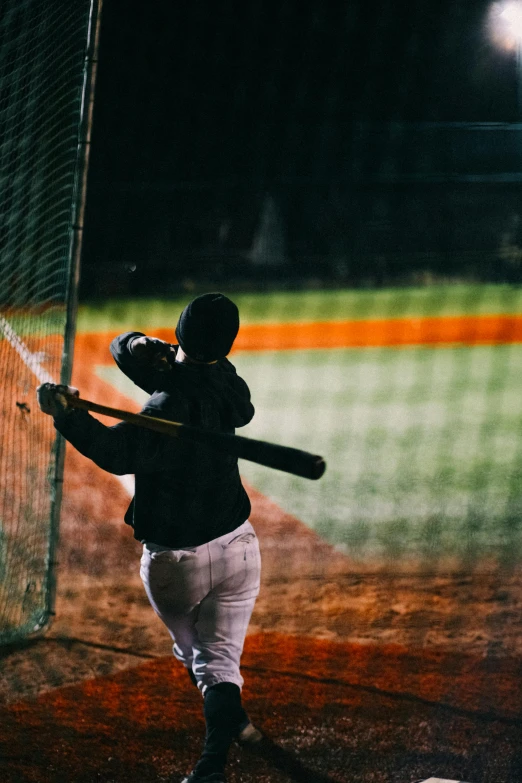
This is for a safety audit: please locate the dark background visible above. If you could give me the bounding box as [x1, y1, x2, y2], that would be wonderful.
[81, 0, 522, 297]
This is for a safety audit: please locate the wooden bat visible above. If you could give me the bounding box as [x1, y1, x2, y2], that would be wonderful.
[63, 393, 326, 480]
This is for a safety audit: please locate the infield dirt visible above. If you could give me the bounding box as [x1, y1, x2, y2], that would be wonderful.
[2, 320, 522, 782]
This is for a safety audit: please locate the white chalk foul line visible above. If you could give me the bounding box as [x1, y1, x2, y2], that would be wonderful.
[0, 313, 134, 497]
[0, 313, 54, 385]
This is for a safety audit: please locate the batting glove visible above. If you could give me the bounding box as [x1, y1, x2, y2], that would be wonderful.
[129, 336, 174, 370]
[36, 383, 79, 417]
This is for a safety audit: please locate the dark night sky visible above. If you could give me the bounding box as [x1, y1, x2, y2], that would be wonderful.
[81, 0, 522, 292]
[88, 0, 517, 181]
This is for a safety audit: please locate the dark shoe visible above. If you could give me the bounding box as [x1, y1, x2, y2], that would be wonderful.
[236, 721, 263, 746]
[181, 774, 226, 783]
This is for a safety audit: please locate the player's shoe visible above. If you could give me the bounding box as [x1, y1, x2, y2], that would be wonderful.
[181, 774, 226, 783]
[236, 721, 263, 746]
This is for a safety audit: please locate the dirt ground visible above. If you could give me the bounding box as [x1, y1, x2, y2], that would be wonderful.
[2, 327, 522, 781]
[3, 439, 522, 706]
[3, 630, 522, 783]
[2, 442, 522, 783]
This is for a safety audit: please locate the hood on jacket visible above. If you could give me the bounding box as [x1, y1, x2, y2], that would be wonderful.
[144, 357, 254, 431]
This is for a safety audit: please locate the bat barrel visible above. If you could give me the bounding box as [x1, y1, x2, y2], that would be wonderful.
[178, 426, 327, 480]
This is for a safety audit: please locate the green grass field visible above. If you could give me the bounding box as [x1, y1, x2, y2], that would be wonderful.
[88, 285, 522, 567]
[78, 283, 522, 331]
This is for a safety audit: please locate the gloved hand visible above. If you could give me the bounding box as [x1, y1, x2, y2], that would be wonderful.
[36, 383, 79, 417]
[129, 336, 175, 370]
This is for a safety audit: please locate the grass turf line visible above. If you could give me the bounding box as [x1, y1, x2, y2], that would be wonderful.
[78, 283, 522, 332]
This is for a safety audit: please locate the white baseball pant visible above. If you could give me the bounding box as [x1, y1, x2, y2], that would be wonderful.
[140, 520, 261, 694]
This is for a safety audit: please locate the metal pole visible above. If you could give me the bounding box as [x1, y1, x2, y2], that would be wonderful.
[62, 0, 103, 387]
[518, 38, 522, 118]
[43, 0, 104, 635]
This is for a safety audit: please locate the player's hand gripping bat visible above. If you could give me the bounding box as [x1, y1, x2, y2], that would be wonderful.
[37, 385, 326, 480]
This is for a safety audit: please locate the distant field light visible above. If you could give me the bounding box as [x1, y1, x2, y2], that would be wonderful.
[489, 1, 522, 49]
[501, 0, 522, 28]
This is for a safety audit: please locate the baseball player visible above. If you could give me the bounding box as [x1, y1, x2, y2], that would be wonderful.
[37, 293, 262, 783]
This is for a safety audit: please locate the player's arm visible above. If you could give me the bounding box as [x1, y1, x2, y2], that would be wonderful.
[110, 331, 177, 394]
[36, 383, 178, 475]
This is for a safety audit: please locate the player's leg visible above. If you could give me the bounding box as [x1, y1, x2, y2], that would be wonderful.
[139, 527, 262, 782]
[193, 521, 261, 692]
[187, 521, 262, 780]
[139, 544, 211, 681]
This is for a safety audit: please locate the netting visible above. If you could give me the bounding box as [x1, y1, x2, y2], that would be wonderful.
[0, 0, 98, 645]
[81, 1, 522, 293]
[82, 288, 522, 570]
[229, 287, 522, 569]
[75, 0, 522, 571]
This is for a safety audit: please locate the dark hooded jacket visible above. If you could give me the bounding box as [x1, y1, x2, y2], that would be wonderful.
[54, 332, 255, 548]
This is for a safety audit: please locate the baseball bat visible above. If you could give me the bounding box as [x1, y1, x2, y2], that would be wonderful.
[63, 393, 326, 480]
